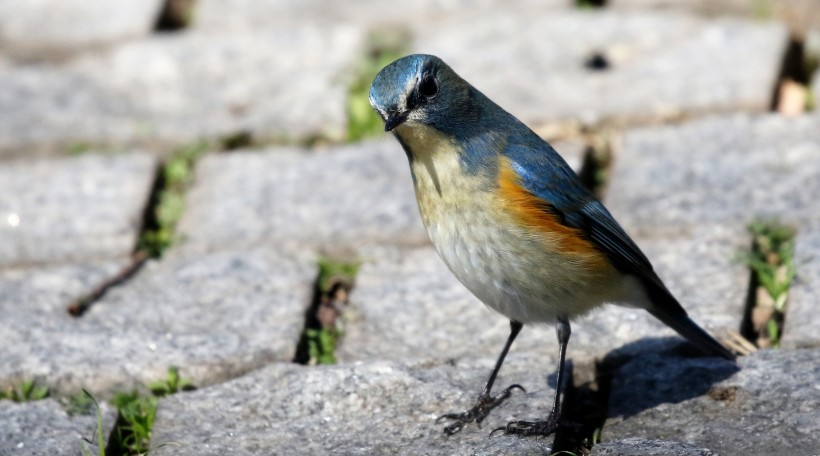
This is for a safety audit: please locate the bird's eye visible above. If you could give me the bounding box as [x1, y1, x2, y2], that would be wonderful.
[419, 75, 438, 99]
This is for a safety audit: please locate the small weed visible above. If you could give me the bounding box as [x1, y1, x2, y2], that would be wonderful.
[110, 391, 157, 455]
[109, 367, 194, 455]
[138, 141, 209, 257]
[64, 391, 98, 416]
[295, 258, 360, 365]
[68, 142, 92, 156]
[305, 327, 339, 365]
[805, 54, 818, 111]
[744, 221, 796, 313]
[79, 390, 106, 456]
[346, 33, 407, 142]
[738, 220, 796, 347]
[0, 379, 49, 402]
[148, 366, 196, 397]
[317, 257, 361, 294]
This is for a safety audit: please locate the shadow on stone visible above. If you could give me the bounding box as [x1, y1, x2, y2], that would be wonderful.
[601, 338, 740, 419]
[554, 336, 739, 454]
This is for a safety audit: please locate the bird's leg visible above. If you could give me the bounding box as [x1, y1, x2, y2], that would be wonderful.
[437, 320, 525, 435]
[495, 316, 571, 437]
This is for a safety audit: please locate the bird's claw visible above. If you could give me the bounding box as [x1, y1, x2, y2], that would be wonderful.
[436, 384, 525, 435]
[492, 418, 558, 437]
[491, 413, 578, 438]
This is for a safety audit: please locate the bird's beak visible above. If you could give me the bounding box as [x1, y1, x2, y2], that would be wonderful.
[384, 111, 408, 132]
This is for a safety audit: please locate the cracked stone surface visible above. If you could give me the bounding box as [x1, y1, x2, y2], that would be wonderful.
[0, 248, 314, 396]
[603, 349, 820, 456]
[412, 12, 787, 130]
[151, 354, 557, 456]
[0, 153, 157, 267]
[0, 25, 364, 156]
[0, 0, 163, 61]
[0, 398, 116, 456]
[606, 113, 820, 238]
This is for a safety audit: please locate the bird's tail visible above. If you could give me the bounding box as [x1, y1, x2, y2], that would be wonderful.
[648, 304, 736, 361]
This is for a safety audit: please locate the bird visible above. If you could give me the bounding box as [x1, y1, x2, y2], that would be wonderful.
[368, 54, 735, 438]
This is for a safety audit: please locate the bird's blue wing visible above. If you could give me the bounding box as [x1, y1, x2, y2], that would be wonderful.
[501, 134, 735, 360]
[502, 139, 663, 288]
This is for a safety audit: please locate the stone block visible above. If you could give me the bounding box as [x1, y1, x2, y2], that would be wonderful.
[0, 153, 156, 266]
[603, 349, 820, 456]
[152, 355, 558, 455]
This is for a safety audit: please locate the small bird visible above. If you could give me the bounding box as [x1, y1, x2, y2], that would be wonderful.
[368, 54, 735, 437]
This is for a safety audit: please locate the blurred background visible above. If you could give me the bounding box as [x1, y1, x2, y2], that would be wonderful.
[1, 1, 819, 455]
[0, 0, 817, 156]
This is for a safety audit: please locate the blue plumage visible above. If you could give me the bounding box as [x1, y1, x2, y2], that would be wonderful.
[369, 54, 734, 438]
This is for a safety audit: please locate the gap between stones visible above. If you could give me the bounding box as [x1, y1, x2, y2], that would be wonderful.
[771, 35, 815, 115]
[154, 0, 197, 32]
[577, 131, 615, 198]
[293, 257, 360, 365]
[738, 221, 797, 349]
[67, 141, 210, 316]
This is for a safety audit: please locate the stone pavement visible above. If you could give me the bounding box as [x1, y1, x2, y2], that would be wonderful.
[1, 1, 819, 455]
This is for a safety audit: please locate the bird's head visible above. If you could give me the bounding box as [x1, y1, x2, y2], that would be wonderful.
[369, 54, 475, 135]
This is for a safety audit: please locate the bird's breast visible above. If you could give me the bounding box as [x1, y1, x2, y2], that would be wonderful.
[395, 123, 622, 323]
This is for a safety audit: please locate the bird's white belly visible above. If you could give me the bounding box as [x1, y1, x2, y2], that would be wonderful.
[421, 200, 608, 323]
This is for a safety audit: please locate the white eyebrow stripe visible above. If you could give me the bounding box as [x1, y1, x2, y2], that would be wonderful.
[398, 74, 419, 111]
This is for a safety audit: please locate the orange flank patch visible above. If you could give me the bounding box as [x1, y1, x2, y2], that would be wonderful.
[497, 159, 612, 274]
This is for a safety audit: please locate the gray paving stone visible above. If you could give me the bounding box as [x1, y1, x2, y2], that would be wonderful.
[606, 113, 820, 238]
[0, 398, 115, 456]
[0, 26, 364, 155]
[343, 224, 745, 366]
[412, 12, 787, 130]
[782, 224, 820, 349]
[0, 153, 157, 267]
[193, 0, 565, 31]
[176, 140, 427, 254]
[151, 355, 558, 456]
[0, 0, 163, 61]
[590, 438, 718, 456]
[339, 246, 539, 363]
[178, 137, 584, 254]
[0, 248, 314, 396]
[0, 259, 128, 315]
[612, 0, 820, 35]
[603, 349, 820, 456]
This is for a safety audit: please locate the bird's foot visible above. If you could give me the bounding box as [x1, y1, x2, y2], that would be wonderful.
[491, 413, 566, 438]
[436, 384, 525, 435]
